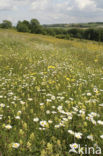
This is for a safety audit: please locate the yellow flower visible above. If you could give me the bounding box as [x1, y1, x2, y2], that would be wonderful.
[30, 133, 35, 141]
[49, 80, 55, 84]
[94, 59, 98, 63]
[27, 142, 31, 149]
[66, 77, 70, 81]
[30, 72, 37, 75]
[48, 65, 55, 69]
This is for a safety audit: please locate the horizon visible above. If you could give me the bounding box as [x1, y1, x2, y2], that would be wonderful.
[1, 20, 103, 26]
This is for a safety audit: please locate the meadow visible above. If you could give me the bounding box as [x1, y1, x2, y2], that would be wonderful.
[0, 29, 103, 156]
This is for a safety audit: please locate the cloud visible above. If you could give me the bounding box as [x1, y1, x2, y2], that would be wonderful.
[31, 0, 50, 10]
[30, 0, 103, 23]
[0, 0, 29, 10]
[75, 0, 96, 10]
[0, 0, 103, 24]
[0, 0, 14, 10]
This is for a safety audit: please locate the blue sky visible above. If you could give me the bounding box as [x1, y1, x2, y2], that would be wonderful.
[0, 0, 103, 25]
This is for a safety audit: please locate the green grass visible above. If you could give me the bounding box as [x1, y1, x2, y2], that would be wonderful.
[45, 22, 103, 29]
[0, 29, 103, 156]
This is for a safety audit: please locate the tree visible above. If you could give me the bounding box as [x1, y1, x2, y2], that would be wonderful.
[30, 19, 41, 33]
[0, 20, 12, 29]
[22, 20, 30, 29]
[16, 21, 30, 32]
[45, 28, 56, 36]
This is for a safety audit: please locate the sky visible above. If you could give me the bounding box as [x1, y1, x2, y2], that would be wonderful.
[0, 0, 103, 25]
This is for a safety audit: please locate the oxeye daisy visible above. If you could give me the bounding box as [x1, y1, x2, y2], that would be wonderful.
[33, 118, 39, 122]
[12, 143, 20, 148]
[70, 143, 78, 149]
[87, 93, 92, 96]
[74, 132, 82, 139]
[46, 110, 50, 114]
[97, 120, 103, 125]
[0, 103, 5, 107]
[40, 121, 47, 127]
[68, 130, 74, 135]
[48, 120, 53, 124]
[87, 135, 94, 141]
[100, 135, 103, 139]
[5, 124, 12, 130]
[15, 116, 20, 119]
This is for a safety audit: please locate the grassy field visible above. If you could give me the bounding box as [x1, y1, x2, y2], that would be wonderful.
[0, 29, 103, 155]
[44, 22, 103, 29]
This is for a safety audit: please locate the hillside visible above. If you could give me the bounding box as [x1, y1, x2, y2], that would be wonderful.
[44, 22, 103, 29]
[0, 29, 103, 155]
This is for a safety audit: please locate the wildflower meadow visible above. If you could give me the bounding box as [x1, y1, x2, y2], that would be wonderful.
[0, 29, 103, 155]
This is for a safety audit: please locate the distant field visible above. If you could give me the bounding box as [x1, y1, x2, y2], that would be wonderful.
[44, 22, 103, 29]
[0, 29, 103, 155]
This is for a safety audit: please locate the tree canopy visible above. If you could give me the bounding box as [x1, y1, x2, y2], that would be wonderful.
[0, 20, 12, 29]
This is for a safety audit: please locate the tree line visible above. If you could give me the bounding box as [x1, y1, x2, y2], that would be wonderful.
[0, 19, 103, 42]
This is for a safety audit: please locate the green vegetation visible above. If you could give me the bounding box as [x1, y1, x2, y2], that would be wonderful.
[44, 22, 103, 29]
[0, 29, 103, 155]
[0, 19, 103, 42]
[0, 20, 12, 29]
[16, 20, 30, 32]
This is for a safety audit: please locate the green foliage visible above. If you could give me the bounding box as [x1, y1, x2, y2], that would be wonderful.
[0, 19, 103, 42]
[45, 28, 56, 36]
[15, 19, 103, 42]
[67, 28, 103, 41]
[0, 20, 12, 29]
[56, 34, 70, 40]
[30, 19, 41, 33]
[16, 21, 30, 32]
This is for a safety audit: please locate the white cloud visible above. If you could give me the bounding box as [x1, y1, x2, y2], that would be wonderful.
[0, 0, 103, 24]
[0, 0, 29, 10]
[0, 0, 13, 10]
[31, 0, 50, 10]
[75, 0, 96, 10]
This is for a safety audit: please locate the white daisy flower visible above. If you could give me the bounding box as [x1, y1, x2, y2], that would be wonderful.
[97, 120, 103, 125]
[55, 125, 60, 128]
[5, 124, 12, 130]
[0, 103, 5, 107]
[51, 96, 55, 100]
[40, 121, 47, 127]
[74, 132, 82, 139]
[33, 118, 39, 122]
[52, 106, 55, 109]
[12, 143, 20, 148]
[40, 103, 44, 106]
[15, 116, 20, 119]
[46, 110, 50, 114]
[87, 135, 94, 141]
[99, 104, 103, 107]
[68, 130, 74, 135]
[48, 120, 53, 124]
[100, 135, 103, 139]
[87, 93, 92, 96]
[20, 101, 25, 105]
[70, 143, 78, 149]
[57, 106, 63, 111]
[28, 98, 33, 101]
[52, 111, 57, 114]
[91, 119, 96, 125]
